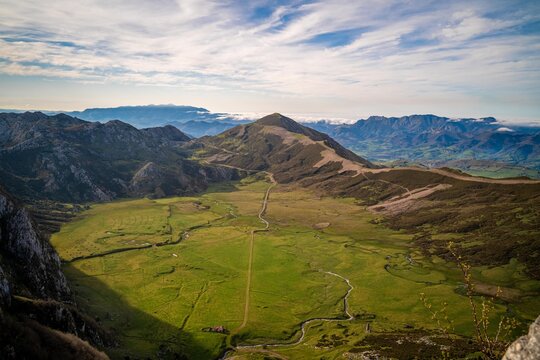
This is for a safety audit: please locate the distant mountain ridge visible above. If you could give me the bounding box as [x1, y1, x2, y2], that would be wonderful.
[63, 105, 251, 134]
[67, 105, 210, 127]
[307, 114, 540, 172]
[61, 107, 540, 173]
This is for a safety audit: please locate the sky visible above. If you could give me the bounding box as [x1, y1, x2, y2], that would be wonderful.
[1, 0, 540, 123]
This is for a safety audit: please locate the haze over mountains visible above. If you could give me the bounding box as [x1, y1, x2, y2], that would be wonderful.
[64, 105, 251, 138]
[65, 105, 252, 130]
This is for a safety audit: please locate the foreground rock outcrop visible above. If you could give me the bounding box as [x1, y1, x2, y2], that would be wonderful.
[503, 315, 540, 360]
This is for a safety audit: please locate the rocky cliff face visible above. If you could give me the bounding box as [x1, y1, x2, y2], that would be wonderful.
[0, 188, 70, 301]
[0, 187, 111, 359]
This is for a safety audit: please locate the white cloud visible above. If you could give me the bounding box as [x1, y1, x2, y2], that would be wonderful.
[439, 9, 513, 41]
[496, 127, 515, 132]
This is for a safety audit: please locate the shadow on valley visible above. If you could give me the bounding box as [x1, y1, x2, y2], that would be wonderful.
[63, 265, 216, 360]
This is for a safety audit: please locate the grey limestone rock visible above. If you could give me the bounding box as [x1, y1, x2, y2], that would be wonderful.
[503, 316, 540, 360]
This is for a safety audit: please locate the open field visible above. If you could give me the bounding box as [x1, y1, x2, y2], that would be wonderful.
[51, 175, 540, 359]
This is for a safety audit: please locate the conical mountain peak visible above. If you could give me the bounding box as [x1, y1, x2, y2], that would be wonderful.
[254, 113, 305, 132]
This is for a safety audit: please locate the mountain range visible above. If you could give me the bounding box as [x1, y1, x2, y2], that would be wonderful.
[308, 114, 540, 172]
[0, 111, 539, 359]
[3, 106, 538, 177]
[0, 112, 239, 203]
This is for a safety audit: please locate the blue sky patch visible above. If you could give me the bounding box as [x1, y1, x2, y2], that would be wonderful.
[305, 28, 369, 47]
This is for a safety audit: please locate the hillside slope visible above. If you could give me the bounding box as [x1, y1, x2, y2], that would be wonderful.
[200, 113, 374, 183]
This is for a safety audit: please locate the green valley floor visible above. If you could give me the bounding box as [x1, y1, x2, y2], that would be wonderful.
[50, 174, 540, 359]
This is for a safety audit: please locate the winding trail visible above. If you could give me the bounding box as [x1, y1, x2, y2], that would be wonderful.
[234, 270, 354, 353]
[201, 158, 357, 358]
[361, 171, 411, 195]
[199, 159, 357, 358]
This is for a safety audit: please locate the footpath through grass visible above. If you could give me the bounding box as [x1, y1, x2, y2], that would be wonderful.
[51, 176, 540, 359]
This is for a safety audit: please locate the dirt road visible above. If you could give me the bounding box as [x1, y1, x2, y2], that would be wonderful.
[234, 171, 276, 332]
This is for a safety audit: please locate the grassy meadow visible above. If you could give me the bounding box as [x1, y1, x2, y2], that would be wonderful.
[50, 175, 540, 359]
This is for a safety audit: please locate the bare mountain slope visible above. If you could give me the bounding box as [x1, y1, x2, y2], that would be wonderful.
[200, 113, 374, 183]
